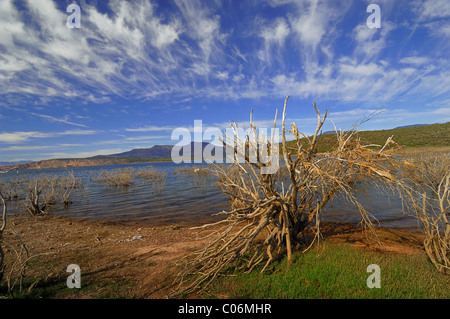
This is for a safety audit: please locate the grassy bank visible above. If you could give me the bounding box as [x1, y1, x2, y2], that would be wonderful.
[287, 122, 450, 153]
[208, 241, 450, 299]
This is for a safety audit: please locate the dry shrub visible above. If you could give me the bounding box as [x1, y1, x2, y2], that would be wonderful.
[94, 166, 167, 194]
[2, 173, 83, 216]
[0, 178, 26, 201]
[421, 174, 450, 274]
[173, 166, 213, 177]
[174, 97, 400, 295]
[94, 167, 135, 187]
[402, 151, 449, 190]
[174, 166, 214, 191]
[58, 171, 83, 207]
[398, 152, 450, 274]
[25, 175, 56, 216]
[136, 167, 167, 194]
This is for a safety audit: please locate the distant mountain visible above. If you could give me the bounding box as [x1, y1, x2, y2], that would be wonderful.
[94, 145, 174, 159]
[320, 130, 338, 135]
[95, 142, 223, 159]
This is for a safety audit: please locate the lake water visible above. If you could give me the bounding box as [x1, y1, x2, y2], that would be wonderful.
[0, 161, 418, 229]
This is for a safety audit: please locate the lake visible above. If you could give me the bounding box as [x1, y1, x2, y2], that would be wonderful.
[0, 161, 418, 229]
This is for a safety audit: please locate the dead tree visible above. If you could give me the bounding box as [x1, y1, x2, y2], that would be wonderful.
[25, 178, 47, 216]
[174, 97, 398, 295]
[400, 166, 450, 274]
[59, 171, 82, 207]
[422, 174, 450, 274]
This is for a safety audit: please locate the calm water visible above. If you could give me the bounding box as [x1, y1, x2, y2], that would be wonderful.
[0, 161, 418, 228]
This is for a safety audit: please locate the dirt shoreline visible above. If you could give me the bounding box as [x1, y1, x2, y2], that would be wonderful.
[1, 214, 425, 298]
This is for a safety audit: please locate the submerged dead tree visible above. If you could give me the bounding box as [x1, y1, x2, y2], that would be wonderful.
[174, 97, 399, 295]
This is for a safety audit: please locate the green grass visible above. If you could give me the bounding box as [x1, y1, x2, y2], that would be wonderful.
[286, 122, 450, 153]
[208, 242, 450, 299]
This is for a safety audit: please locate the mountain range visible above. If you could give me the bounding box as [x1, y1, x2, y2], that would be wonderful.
[0, 142, 224, 170]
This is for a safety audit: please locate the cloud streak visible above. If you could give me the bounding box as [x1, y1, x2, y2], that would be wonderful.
[0, 129, 97, 144]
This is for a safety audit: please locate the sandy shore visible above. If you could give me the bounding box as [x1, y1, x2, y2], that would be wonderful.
[1, 214, 425, 298]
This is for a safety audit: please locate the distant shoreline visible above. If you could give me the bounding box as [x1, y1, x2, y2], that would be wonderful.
[0, 157, 224, 171]
[0, 157, 173, 171]
[1, 144, 449, 172]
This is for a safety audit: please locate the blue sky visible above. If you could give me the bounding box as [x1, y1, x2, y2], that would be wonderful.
[0, 0, 449, 162]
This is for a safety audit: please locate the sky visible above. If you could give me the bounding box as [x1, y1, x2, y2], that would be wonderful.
[0, 0, 449, 162]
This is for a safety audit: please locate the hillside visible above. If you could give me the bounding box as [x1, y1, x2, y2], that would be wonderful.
[287, 121, 450, 153]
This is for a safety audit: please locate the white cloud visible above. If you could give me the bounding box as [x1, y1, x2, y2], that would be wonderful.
[400, 56, 431, 65]
[1, 145, 57, 151]
[352, 22, 396, 61]
[409, 70, 450, 98]
[257, 17, 290, 63]
[42, 148, 129, 159]
[0, 130, 97, 144]
[151, 22, 181, 49]
[125, 125, 176, 132]
[411, 0, 450, 39]
[0, 132, 48, 144]
[424, 20, 450, 38]
[291, 0, 326, 50]
[174, 0, 223, 61]
[288, 0, 346, 53]
[216, 71, 229, 80]
[261, 18, 290, 46]
[0, 0, 26, 48]
[29, 113, 87, 128]
[91, 135, 168, 145]
[420, 0, 450, 19]
[271, 56, 434, 103]
[0, 0, 186, 102]
[232, 74, 245, 83]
